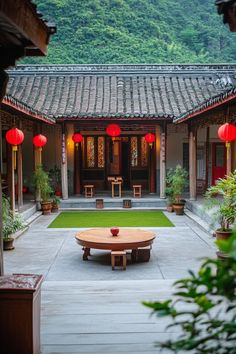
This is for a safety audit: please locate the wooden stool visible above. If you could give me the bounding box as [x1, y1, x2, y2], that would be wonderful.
[84, 185, 94, 198]
[133, 185, 142, 198]
[111, 251, 127, 270]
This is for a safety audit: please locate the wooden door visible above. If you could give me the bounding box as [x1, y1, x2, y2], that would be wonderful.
[212, 143, 226, 185]
[107, 139, 121, 176]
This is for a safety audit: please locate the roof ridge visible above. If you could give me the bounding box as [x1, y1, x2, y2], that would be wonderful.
[8, 64, 236, 76]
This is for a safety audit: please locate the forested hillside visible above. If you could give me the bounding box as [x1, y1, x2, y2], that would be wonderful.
[24, 0, 236, 64]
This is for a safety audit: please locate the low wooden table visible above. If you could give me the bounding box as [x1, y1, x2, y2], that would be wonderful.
[75, 228, 156, 262]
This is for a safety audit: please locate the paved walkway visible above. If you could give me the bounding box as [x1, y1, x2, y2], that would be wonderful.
[4, 211, 216, 354]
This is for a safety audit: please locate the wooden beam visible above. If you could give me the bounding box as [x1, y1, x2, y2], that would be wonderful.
[0, 0, 54, 56]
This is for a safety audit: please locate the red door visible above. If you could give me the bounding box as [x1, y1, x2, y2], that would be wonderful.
[212, 143, 226, 185]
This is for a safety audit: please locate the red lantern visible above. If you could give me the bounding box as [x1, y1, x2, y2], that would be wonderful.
[72, 133, 83, 149]
[144, 133, 155, 147]
[106, 124, 121, 140]
[6, 127, 24, 146]
[6, 128, 24, 169]
[33, 134, 47, 148]
[218, 123, 236, 161]
[218, 123, 236, 142]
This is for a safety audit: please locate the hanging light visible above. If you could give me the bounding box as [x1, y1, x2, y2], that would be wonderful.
[144, 133, 155, 148]
[6, 128, 24, 169]
[106, 124, 121, 141]
[72, 133, 83, 148]
[218, 123, 236, 159]
[33, 134, 47, 149]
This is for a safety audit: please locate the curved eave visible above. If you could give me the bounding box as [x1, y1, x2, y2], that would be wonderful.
[2, 95, 55, 125]
[174, 88, 236, 124]
[56, 113, 175, 121]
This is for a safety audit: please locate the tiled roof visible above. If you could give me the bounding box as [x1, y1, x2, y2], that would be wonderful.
[4, 64, 236, 122]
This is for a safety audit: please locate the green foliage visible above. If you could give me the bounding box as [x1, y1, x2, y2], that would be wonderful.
[166, 165, 188, 204]
[2, 194, 24, 239]
[143, 232, 236, 353]
[22, 0, 236, 64]
[33, 165, 52, 202]
[204, 171, 236, 231]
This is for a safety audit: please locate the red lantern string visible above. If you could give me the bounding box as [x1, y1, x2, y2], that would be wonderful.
[218, 123, 236, 160]
[144, 133, 155, 148]
[106, 124, 121, 141]
[72, 133, 83, 149]
[6, 128, 24, 169]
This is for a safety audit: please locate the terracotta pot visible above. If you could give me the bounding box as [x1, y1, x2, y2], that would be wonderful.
[166, 205, 174, 213]
[215, 229, 233, 241]
[41, 201, 52, 215]
[173, 203, 184, 215]
[51, 203, 59, 213]
[3, 237, 15, 251]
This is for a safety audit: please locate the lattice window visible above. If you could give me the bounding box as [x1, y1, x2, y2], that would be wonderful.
[131, 137, 138, 167]
[141, 137, 148, 167]
[98, 136, 105, 168]
[87, 137, 95, 167]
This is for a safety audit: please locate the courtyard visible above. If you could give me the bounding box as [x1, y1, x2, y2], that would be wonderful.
[4, 210, 216, 353]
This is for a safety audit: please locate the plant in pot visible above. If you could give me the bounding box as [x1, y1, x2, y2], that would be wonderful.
[171, 165, 188, 215]
[51, 194, 60, 213]
[33, 165, 53, 215]
[2, 194, 24, 250]
[49, 165, 62, 196]
[204, 171, 236, 241]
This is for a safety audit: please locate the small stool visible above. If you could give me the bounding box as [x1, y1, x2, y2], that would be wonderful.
[133, 184, 142, 198]
[96, 199, 104, 209]
[111, 251, 127, 270]
[84, 185, 94, 198]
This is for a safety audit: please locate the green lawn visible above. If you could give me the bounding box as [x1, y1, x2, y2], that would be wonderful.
[48, 211, 174, 228]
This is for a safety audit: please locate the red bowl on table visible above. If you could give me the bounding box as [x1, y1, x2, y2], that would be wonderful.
[110, 227, 119, 236]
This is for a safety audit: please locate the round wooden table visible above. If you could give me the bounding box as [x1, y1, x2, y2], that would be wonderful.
[75, 228, 156, 261]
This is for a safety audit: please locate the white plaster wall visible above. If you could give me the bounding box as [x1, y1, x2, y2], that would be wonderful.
[166, 124, 188, 169]
[22, 130, 34, 191]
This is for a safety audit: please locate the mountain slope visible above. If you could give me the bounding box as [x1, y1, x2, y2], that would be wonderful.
[24, 0, 236, 64]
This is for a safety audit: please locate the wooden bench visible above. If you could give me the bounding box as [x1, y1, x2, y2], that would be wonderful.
[84, 185, 94, 198]
[111, 251, 127, 270]
[133, 184, 142, 198]
[131, 245, 151, 263]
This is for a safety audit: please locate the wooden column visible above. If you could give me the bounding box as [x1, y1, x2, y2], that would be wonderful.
[0, 68, 9, 275]
[149, 143, 156, 193]
[189, 125, 197, 200]
[74, 143, 81, 195]
[160, 124, 166, 199]
[205, 127, 209, 190]
[226, 143, 232, 175]
[17, 121, 23, 210]
[61, 124, 68, 199]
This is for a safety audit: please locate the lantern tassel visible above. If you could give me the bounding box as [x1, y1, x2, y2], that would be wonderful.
[12, 145, 17, 169]
[226, 141, 230, 160]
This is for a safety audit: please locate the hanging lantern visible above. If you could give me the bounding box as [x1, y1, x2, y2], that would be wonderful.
[218, 123, 236, 160]
[72, 133, 83, 149]
[106, 124, 121, 141]
[144, 133, 155, 148]
[6, 128, 24, 169]
[33, 134, 47, 149]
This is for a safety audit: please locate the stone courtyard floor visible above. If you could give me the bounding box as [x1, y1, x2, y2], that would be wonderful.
[4, 211, 216, 354]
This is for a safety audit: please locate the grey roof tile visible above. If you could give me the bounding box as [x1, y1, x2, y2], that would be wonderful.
[4, 64, 236, 122]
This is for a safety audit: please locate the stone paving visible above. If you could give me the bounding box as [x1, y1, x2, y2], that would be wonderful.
[4, 210, 216, 354]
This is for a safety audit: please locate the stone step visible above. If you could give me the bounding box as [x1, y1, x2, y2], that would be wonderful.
[60, 198, 166, 210]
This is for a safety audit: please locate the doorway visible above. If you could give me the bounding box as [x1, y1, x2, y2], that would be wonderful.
[212, 142, 226, 185]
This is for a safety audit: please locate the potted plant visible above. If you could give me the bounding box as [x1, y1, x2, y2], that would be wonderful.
[49, 165, 62, 196]
[51, 194, 60, 213]
[33, 165, 53, 215]
[2, 194, 24, 250]
[204, 171, 236, 240]
[170, 165, 188, 215]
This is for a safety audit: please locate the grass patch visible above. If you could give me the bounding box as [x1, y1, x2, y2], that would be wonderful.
[48, 211, 174, 228]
